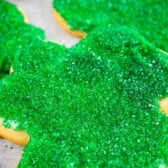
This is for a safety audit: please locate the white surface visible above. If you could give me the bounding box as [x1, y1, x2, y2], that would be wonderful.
[9, 0, 79, 47]
[1, 0, 80, 167]
[0, 139, 23, 168]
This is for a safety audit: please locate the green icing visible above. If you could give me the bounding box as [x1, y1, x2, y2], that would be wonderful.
[0, 0, 45, 77]
[53, 0, 168, 52]
[0, 26, 168, 167]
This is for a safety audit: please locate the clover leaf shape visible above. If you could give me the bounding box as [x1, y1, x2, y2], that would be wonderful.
[0, 25, 168, 167]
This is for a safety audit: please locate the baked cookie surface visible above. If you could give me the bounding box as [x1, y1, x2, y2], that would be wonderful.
[53, 0, 168, 51]
[0, 25, 168, 167]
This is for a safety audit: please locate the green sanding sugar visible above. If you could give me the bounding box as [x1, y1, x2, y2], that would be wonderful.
[53, 0, 168, 52]
[0, 0, 45, 77]
[0, 0, 24, 23]
[0, 26, 168, 167]
[0, 23, 45, 75]
[13, 40, 67, 72]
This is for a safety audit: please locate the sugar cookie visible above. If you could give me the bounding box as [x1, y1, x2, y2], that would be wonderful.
[53, 0, 168, 52]
[0, 26, 168, 167]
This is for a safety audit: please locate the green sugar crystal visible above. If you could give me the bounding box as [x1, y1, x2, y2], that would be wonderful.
[0, 0, 45, 77]
[0, 0, 24, 23]
[53, 0, 168, 52]
[0, 26, 168, 167]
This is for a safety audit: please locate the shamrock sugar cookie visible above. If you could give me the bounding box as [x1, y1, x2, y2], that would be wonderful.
[53, 0, 168, 52]
[0, 0, 45, 142]
[0, 25, 168, 167]
[0, 40, 67, 145]
[0, 0, 45, 78]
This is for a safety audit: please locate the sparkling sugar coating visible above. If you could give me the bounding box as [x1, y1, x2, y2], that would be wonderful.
[54, 0, 168, 51]
[0, 0, 45, 77]
[0, 26, 168, 167]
